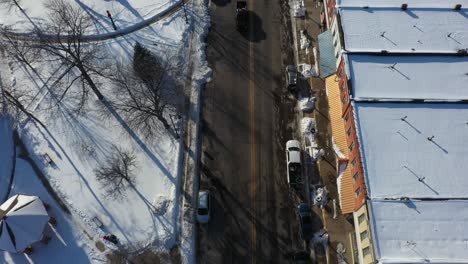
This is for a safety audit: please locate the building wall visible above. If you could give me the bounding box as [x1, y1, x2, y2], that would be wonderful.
[325, 0, 337, 27]
[353, 204, 375, 264]
[331, 19, 342, 67]
[337, 59, 366, 211]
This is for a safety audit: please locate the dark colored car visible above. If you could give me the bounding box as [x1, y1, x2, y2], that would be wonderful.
[297, 203, 313, 241]
[285, 65, 298, 89]
[236, 1, 248, 32]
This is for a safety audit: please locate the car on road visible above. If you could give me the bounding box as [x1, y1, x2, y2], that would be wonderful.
[197, 190, 211, 224]
[285, 65, 298, 89]
[297, 203, 313, 241]
[236, 1, 248, 32]
[286, 140, 302, 188]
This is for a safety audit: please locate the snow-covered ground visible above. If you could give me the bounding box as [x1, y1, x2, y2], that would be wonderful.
[2, 149, 101, 264]
[0, 0, 210, 263]
[0, 0, 181, 35]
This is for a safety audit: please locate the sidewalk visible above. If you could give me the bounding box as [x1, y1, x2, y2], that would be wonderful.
[290, 0, 355, 263]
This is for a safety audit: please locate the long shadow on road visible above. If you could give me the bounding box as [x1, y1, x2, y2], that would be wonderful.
[200, 162, 295, 261]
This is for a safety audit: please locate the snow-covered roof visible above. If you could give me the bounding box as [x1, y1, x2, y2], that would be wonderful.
[338, 0, 468, 8]
[338, 3, 468, 53]
[369, 200, 468, 263]
[354, 103, 468, 199]
[347, 55, 468, 100]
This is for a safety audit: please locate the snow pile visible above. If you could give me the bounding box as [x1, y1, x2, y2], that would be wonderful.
[299, 96, 315, 112]
[300, 30, 311, 50]
[301, 117, 317, 148]
[301, 117, 316, 135]
[293, 0, 306, 18]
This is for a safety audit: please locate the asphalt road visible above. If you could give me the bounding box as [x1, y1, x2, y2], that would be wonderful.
[199, 0, 306, 263]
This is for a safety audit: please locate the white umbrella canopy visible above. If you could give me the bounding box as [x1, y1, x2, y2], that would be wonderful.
[0, 195, 49, 253]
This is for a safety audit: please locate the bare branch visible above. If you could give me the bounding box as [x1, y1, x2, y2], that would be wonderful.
[94, 147, 137, 198]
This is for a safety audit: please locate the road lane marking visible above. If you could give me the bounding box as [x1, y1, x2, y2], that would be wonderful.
[248, 0, 257, 263]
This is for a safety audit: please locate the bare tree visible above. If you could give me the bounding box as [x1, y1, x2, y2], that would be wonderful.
[94, 147, 137, 197]
[111, 42, 182, 139]
[0, 0, 23, 11]
[0, 43, 48, 128]
[30, 0, 106, 112]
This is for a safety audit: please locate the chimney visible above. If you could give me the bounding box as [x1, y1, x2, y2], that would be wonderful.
[401, 4, 408, 10]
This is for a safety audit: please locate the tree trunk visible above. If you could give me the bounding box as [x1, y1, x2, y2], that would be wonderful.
[3, 90, 47, 129]
[78, 65, 104, 100]
[157, 115, 171, 130]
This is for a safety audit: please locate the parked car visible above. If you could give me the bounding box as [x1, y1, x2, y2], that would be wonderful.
[286, 140, 302, 188]
[297, 203, 313, 241]
[236, 1, 248, 32]
[197, 190, 210, 224]
[285, 65, 298, 89]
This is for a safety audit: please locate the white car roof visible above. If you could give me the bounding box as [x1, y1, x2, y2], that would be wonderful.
[286, 140, 301, 150]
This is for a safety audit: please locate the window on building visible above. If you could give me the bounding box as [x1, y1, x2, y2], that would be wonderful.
[363, 246, 370, 257]
[358, 213, 366, 224]
[347, 127, 352, 137]
[355, 187, 361, 198]
[344, 112, 350, 122]
[360, 230, 368, 241]
[353, 172, 359, 183]
[351, 158, 357, 167]
[349, 141, 354, 152]
[341, 94, 348, 104]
